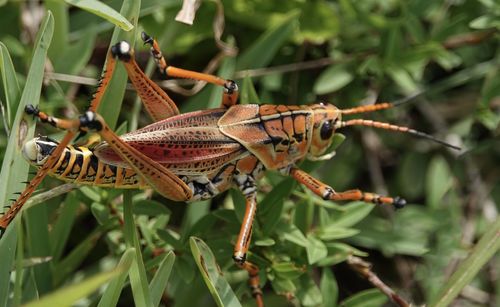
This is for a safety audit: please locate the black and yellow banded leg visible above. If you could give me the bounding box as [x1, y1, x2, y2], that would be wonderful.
[140, 32, 239, 108]
[289, 167, 406, 208]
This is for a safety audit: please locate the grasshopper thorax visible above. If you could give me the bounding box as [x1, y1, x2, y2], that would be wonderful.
[22, 136, 58, 166]
[309, 103, 342, 158]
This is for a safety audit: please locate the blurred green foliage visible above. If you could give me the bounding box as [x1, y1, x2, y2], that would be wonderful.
[0, 0, 499, 306]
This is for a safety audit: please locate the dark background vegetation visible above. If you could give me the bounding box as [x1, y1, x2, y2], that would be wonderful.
[0, 0, 498, 306]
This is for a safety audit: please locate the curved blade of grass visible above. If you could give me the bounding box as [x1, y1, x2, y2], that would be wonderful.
[430, 218, 500, 307]
[97, 0, 140, 129]
[0, 217, 17, 307]
[240, 75, 261, 105]
[0, 41, 20, 127]
[123, 190, 153, 307]
[0, 12, 54, 296]
[53, 225, 110, 286]
[98, 248, 136, 307]
[46, 1, 69, 61]
[190, 237, 241, 307]
[0, 12, 53, 212]
[149, 251, 175, 307]
[65, 0, 133, 31]
[341, 288, 387, 307]
[236, 11, 298, 70]
[24, 261, 127, 307]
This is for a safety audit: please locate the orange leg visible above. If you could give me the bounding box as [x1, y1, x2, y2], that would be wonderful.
[141, 32, 239, 108]
[233, 192, 264, 306]
[289, 167, 406, 208]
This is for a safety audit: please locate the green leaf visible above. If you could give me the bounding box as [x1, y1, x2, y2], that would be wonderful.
[329, 201, 374, 228]
[272, 262, 305, 280]
[123, 191, 153, 307]
[50, 193, 80, 261]
[7, 12, 55, 296]
[320, 269, 338, 307]
[46, 1, 69, 61]
[259, 178, 295, 235]
[296, 275, 323, 306]
[0, 41, 20, 126]
[241, 75, 261, 105]
[282, 223, 309, 247]
[0, 217, 17, 307]
[24, 263, 126, 307]
[237, 12, 298, 70]
[341, 288, 387, 307]
[53, 227, 106, 285]
[470, 15, 500, 30]
[386, 66, 419, 94]
[314, 65, 354, 95]
[133, 199, 172, 217]
[149, 251, 175, 307]
[98, 248, 136, 307]
[65, 0, 134, 31]
[306, 235, 328, 265]
[190, 237, 242, 307]
[430, 218, 500, 307]
[317, 226, 359, 240]
[0, 11, 53, 215]
[426, 156, 452, 209]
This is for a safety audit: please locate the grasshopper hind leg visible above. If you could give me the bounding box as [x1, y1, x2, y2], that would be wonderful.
[232, 156, 267, 306]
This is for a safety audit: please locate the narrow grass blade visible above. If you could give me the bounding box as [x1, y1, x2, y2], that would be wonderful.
[123, 190, 153, 307]
[190, 237, 242, 307]
[0, 12, 53, 211]
[46, 1, 69, 61]
[430, 218, 500, 307]
[65, 0, 133, 31]
[53, 226, 108, 286]
[236, 12, 298, 70]
[50, 192, 80, 261]
[240, 75, 261, 105]
[0, 217, 17, 307]
[0, 11, 54, 296]
[23, 262, 127, 307]
[149, 251, 175, 307]
[0, 41, 20, 126]
[340, 288, 387, 307]
[98, 248, 136, 307]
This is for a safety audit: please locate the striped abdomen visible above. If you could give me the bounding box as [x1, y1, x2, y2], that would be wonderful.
[22, 137, 146, 189]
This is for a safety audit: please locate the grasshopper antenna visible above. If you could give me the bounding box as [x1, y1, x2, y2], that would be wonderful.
[340, 91, 424, 115]
[337, 91, 461, 150]
[335, 119, 461, 150]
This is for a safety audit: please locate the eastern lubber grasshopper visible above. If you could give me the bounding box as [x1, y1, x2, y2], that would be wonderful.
[0, 32, 460, 306]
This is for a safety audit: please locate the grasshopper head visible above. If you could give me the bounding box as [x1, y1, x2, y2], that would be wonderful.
[309, 103, 342, 158]
[22, 136, 58, 166]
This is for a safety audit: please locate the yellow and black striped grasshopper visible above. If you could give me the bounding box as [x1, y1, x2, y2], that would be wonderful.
[0, 32, 460, 306]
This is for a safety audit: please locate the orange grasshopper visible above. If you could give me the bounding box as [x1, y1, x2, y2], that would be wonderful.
[0, 33, 459, 305]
